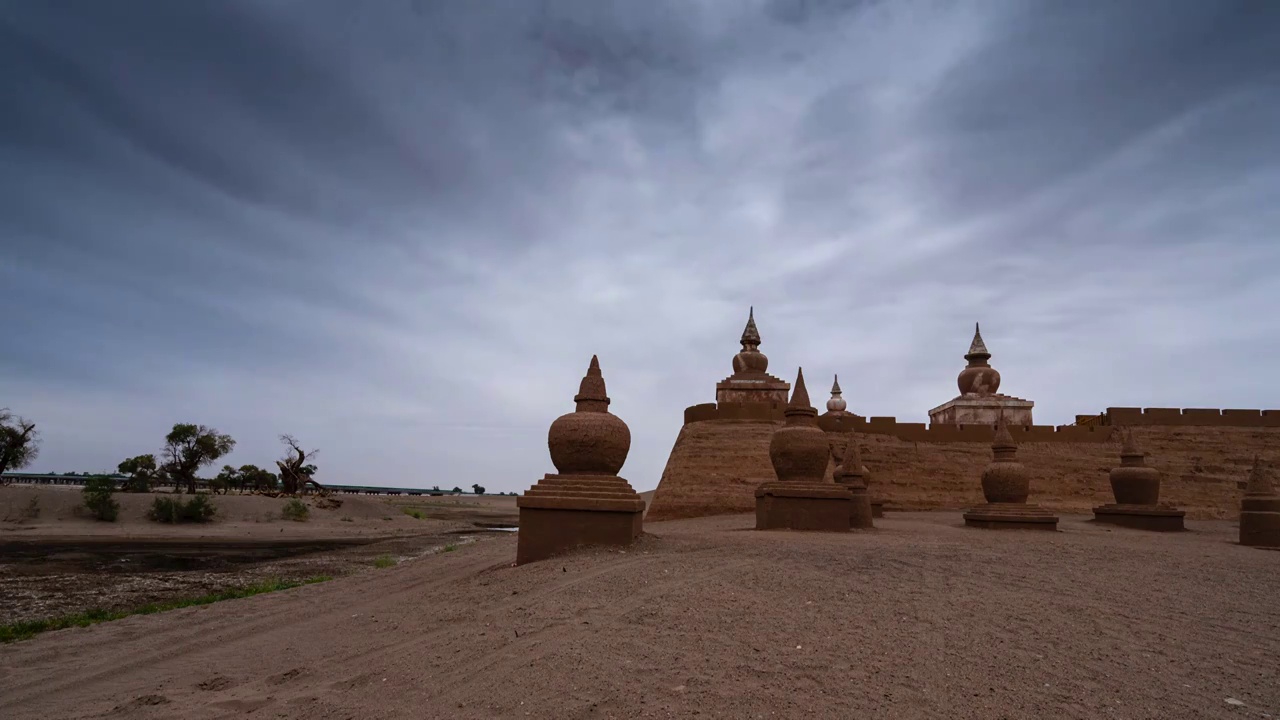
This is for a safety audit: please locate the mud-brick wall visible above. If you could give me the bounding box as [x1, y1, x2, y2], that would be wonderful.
[647, 421, 1279, 522]
[862, 425, 1274, 519]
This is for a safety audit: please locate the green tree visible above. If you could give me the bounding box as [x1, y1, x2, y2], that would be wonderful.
[118, 454, 162, 493]
[162, 424, 236, 494]
[0, 408, 40, 481]
[212, 464, 240, 494]
[451, 486, 462, 494]
[471, 484, 485, 495]
[239, 464, 278, 493]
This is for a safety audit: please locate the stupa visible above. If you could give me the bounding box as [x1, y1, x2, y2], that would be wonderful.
[816, 375, 884, 516]
[928, 323, 1034, 427]
[516, 356, 646, 564]
[716, 307, 791, 405]
[755, 368, 853, 531]
[1092, 430, 1185, 531]
[962, 414, 1058, 530]
[833, 430, 874, 529]
[826, 375, 849, 415]
[1239, 456, 1280, 548]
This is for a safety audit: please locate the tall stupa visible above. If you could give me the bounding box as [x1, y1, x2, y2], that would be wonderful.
[928, 323, 1034, 427]
[715, 307, 791, 405]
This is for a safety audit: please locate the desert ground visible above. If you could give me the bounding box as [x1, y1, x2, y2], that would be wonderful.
[1, 492, 1277, 719]
[0, 486, 523, 624]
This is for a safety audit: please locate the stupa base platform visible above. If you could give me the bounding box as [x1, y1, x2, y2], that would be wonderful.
[1092, 504, 1186, 532]
[963, 503, 1059, 531]
[516, 474, 645, 565]
[755, 483, 852, 532]
[1239, 511, 1280, 548]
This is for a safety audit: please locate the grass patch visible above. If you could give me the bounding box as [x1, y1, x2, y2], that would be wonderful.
[148, 495, 216, 524]
[401, 507, 425, 520]
[0, 576, 332, 644]
[373, 554, 397, 568]
[443, 544, 458, 553]
[281, 499, 310, 522]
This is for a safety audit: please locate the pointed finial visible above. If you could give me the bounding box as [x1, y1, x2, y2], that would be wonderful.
[1120, 428, 1141, 456]
[790, 367, 812, 408]
[740, 306, 761, 348]
[573, 355, 610, 411]
[992, 410, 1016, 451]
[1245, 456, 1274, 496]
[967, 322, 990, 357]
[844, 431, 863, 471]
[834, 430, 867, 486]
[832, 374, 842, 394]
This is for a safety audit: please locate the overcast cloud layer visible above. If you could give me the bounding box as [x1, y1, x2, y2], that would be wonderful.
[3, 0, 1279, 492]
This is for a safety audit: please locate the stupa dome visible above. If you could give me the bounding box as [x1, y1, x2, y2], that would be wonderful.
[547, 356, 631, 476]
[957, 322, 1002, 396]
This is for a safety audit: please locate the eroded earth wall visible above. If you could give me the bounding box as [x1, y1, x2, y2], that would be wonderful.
[647, 405, 1280, 521]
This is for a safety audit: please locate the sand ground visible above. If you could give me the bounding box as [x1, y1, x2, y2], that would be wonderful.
[0, 487, 524, 624]
[2, 510, 1277, 719]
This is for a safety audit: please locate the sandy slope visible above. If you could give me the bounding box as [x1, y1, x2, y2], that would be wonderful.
[0, 485, 427, 540]
[2, 512, 1278, 720]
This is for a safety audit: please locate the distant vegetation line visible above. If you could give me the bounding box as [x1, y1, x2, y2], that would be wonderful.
[0, 576, 332, 644]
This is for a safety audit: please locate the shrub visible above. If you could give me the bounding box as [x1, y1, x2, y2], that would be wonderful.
[282, 499, 309, 522]
[373, 555, 396, 568]
[82, 476, 119, 522]
[184, 494, 217, 522]
[148, 494, 217, 524]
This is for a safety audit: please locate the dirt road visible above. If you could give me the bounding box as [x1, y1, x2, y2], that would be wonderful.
[1, 512, 1277, 719]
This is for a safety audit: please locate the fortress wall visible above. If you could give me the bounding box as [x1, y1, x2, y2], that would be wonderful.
[647, 403, 1280, 522]
[1102, 407, 1280, 427]
[861, 425, 1273, 520]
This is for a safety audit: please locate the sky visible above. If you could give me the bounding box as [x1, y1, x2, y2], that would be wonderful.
[2, 0, 1279, 493]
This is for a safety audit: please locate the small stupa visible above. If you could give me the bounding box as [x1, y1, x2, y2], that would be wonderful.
[928, 323, 1034, 427]
[833, 430, 874, 529]
[826, 375, 848, 414]
[1092, 429, 1185, 531]
[962, 413, 1058, 530]
[755, 368, 853, 531]
[715, 307, 791, 405]
[1239, 456, 1280, 548]
[516, 356, 646, 564]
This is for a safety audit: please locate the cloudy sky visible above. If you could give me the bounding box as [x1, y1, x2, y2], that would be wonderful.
[2, 0, 1278, 492]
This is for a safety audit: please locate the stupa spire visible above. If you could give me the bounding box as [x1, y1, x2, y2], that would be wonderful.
[731, 307, 770, 375]
[790, 367, 812, 409]
[826, 374, 847, 413]
[1246, 456, 1274, 496]
[740, 306, 761, 349]
[992, 411, 1016, 455]
[573, 355, 610, 412]
[967, 322, 990, 358]
[1119, 429, 1145, 465]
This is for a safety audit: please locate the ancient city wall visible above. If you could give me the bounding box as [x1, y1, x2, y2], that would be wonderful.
[1078, 407, 1280, 428]
[647, 403, 1280, 522]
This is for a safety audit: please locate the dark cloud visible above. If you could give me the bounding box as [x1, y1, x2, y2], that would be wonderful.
[2, 0, 1278, 489]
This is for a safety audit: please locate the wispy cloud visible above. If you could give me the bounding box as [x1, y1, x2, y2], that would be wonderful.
[3, 0, 1278, 490]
